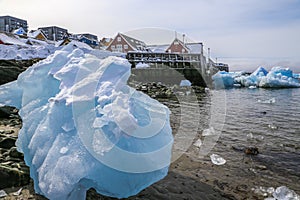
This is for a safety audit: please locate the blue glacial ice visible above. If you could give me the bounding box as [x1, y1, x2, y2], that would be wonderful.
[0, 44, 173, 199]
[213, 66, 300, 89]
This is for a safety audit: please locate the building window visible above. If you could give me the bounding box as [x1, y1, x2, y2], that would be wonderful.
[117, 37, 121, 42]
[111, 45, 115, 50]
[174, 41, 179, 45]
[182, 48, 186, 53]
[124, 44, 128, 49]
[116, 44, 122, 52]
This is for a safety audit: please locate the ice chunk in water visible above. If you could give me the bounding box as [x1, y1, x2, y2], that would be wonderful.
[180, 79, 192, 87]
[193, 139, 202, 148]
[273, 186, 300, 200]
[0, 190, 7, 198]
[202, 127, 216, 136]
[258, 98, 276, 104]
[210, 154, 226, 165]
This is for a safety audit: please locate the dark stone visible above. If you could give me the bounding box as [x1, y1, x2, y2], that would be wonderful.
[9, 147, 23, 159]
[0, 59, 42, 85]
[0, 137, 16, 149]
[244, 147, 259, 155]
[0, 107, 11, 118]
[0, 165, 30, 188]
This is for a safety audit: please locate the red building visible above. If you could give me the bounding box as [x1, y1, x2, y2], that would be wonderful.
[106, 33, 147, 53]
[165, 38, 190, 53]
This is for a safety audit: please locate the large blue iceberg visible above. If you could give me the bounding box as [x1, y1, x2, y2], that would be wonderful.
[213, 66, 300, 89]
[0, 45, 173, 199]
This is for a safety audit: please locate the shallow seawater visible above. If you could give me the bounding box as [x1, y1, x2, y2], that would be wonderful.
[160, 88, 300, 199]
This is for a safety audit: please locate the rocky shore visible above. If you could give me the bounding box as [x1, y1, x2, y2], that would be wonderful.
[0, 59, 41, 85]
[0, 105, 235, 200]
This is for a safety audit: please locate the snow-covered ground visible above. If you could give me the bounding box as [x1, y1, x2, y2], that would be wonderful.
[0, 33, 98, 60]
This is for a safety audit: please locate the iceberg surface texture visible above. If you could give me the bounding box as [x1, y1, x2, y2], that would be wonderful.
[213, 66, 300, 89]
[0, 45, 173, 199]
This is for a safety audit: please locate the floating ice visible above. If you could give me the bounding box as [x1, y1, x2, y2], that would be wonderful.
[193, 139, 202, 148]
[179, 79, 192, 87]
[252, 186, 299, 200]
[212, 71, 234, 89]
[210, 154, 226, 165]
[212, 67, 300, 89]
[258, 98, 276, 104]
[268, 124, 278, 130]
[252, 67, 268, 77]
[0, 44, 173, 199]
[273, 186, 300, 200]
[202, 127, 216, 136]
[249, 85, 257, 89]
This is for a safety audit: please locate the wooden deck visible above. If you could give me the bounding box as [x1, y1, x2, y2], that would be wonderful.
[126, 52, 221, 87]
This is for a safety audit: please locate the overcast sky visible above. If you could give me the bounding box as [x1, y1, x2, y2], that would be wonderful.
[1, 0, 300, 72]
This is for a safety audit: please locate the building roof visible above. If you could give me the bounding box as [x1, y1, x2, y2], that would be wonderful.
[186, 42, 203, 54]
[119, 33, 147, 51]
[0, 32, 26, 45]
[147, 44, 170, 53]
[27, 29, 47, 39]
[12, 27, 26, 35]
[148, 42, 203, 54]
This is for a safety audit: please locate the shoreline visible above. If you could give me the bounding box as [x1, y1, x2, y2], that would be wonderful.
[0, 108, 234, 200]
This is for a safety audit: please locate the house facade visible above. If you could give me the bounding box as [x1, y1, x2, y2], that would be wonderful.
[0, 16, 28, 33]
[106, 33, 147, 53]
[38, 26, 68, 41]
[166, 38, 190, 53]
[75, 33, 99, 47]
[27, 30, 48, 41]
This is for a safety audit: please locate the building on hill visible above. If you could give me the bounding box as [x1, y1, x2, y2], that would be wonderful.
[12, 27, 27, 36]
[74, 33, 99, 48]
[165, 38, 203, 54]
[0, 15, 28, 33]
[166, 38, 190, 53]
[38, 26, 68, 41]
[99, 37, 113, 49]
[27, 30, 48, 41]
[106, 33, 147, 53]
[0, 32, 25, 45]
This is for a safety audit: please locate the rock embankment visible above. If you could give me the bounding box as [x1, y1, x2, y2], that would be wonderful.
[0, 107, 30, 189]
[0, 59, 41, 85]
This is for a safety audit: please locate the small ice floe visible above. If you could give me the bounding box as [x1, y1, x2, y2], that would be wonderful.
[180, 79, 192, 87]
[252, 186, 274, 198]
[246, 132, 254, 140]
[273, 186, 300, 200]
[268, 124, 278, 130]
[249, 85, 257, 89]
[210, 154, 226, 165]
[0, 190, 7, 198]
[202, 127, 216, 136]
[193, 139, 202, 148]
[13, 187, 22, 196]
[258, 97, 276, 104]
[252, 186, 300, 200]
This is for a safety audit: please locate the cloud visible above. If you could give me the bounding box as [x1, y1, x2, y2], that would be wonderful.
[1, 0, 299, 71]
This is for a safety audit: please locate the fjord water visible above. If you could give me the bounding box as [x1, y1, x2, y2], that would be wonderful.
[163, 87, 300, 198]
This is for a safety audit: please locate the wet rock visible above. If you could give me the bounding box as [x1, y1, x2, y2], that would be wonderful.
[244, 147, 259, 155]
[255, 165, 267, 170]
[9, 147, 24, 159]
[0, 137, 16, 149]
[0, 107, 11, 118]
[0, 164, 30, 188]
